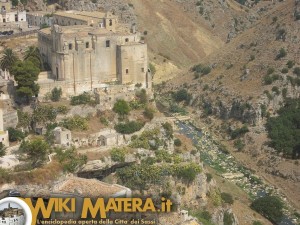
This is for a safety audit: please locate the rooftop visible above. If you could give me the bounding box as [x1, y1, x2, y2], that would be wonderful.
[54, 10, 109, 23]
[53, 177, 125, 197]
[27, 11, 53, 17]
[39, 24, 131, 38]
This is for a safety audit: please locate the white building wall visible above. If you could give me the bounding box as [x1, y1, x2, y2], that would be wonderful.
[0, 215, 24, 225]
[0, 11, 26, 23]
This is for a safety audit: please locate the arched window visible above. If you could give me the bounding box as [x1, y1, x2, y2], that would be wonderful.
[109, 19, 112, 26]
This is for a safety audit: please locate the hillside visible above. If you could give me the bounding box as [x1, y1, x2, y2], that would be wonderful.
[157, 0, 300, 211]
[22, 0, 276, 82]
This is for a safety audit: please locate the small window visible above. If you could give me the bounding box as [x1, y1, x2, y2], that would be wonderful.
[106, 40, 110, 47]
[141, 68, 144, 72]
[86, 42, 89, 48]
[125, 38, 129, 42]
[126, 69, 129, 74]
[109, 19, 112, 26]
[69, 43, 72, 50]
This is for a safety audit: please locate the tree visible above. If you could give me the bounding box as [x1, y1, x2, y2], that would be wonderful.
[51, 87, 62, 102]
[266, 99, 300, 158]
[174, 138, 182, 147]
[173, 89, 191, 104]
[19, 137, 50, 168]
[12, 0, 18, 6]
[11, 61, 40, 102]
[7, 128, 26, 142]
[113, 99, 130, 118]
[114, 121, 144, 134]
[251, 196, 284, 223]
[55, 147, 87, 172]
[0, 48, 19, 71]
[32, 105, 57, 125]
[24, 46, 42, 69]
[0, 143, 6, 157]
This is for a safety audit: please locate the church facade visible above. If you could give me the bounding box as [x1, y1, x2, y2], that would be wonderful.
[38, 11, 151, 97]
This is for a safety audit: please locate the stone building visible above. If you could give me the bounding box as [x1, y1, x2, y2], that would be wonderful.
[53, 126, 71, 147]
[0, 0, 27, 32]
[98, 128, 123, 146]
[27, 11, 53, 28]
[0, 203, 24, 225]
[37, 11, 151, 97]
[0, 70, 17, 147]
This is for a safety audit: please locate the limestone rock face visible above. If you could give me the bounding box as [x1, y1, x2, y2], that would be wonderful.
[57, 0, 137, 25]
[212, 207, 239, 225]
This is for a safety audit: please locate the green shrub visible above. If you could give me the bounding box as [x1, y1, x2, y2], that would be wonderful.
[173, 89, 192, 104]
[56, 105, 69, 114]
[19, 137, 50, 168]
[266, 99, 300, 158]
[8, 128, 26, 142]
[114, 121, 144, 134]
[194, 72, 200, 79]
[276, 48, 287, 60]
[223, 212, 234, 225]
[264, 73, 280, 85]
[100, 117, 109, 126]
[192, 64, 211, 75]
[272, 86, 280, 95]
[143, 107, 154, 120]
[50, 87, 62, 102]
[0, 143, 6, 157]
[293, 67, 300, 76]
[260, 104, 267, 118]
[251, 196, 284, 223]
[202, 66, 211, 75]
[221, 192, 234, 204]
[55, 147, 87, 172]
[113, 99, 131, 118]
[136, 89, 148, 105]
[286, 60, 295, 68]
[264, 90, 273, 100]
[32, 105, 57, 124]
[252, 221, 263, 225]
[71, 93, 94, 105]
[162, 122, 173, 139]
[234, 139, 245, 151]
[282, 88, 287, 98]
[174, 138, 182, 147]
[206, 173, 213, 182]
[61, 116, 88, 131]
[281, 68, 288, 73]
[174, 163, 202, 183]
[230, 125, 249, 139]
[0, 168, 12, 184]
[203, 84, 209, 91]
[111, 147, 127, 162]
[267, 68, 275, 75]
[149, 63, 156, 75]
